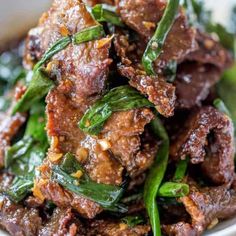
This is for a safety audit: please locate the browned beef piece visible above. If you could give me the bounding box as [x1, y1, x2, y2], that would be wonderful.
[24, 0, 122, 217]
[114, 33, 176, 117]
[88, 219, 150, 236]
[162, 222, 196, 236]
[186, 31, 232, 69]
[0, 112, 26, 167]
[170, 106, 235, 185]
[101, 109, 156, 177]
[175, 62, 220, 109]
[163, 180, 236, 236]
[116, 0, 165, 39]
[0, 198, 42, 236]
[38, 174, 102, 219]
[119, 65, 176, 117]
[116, 0, 197, 68]
[39, 208, 86, 236]
[25, 0, 156, 218]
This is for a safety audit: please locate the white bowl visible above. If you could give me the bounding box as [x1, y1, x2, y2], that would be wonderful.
[0, 0, 236, 235]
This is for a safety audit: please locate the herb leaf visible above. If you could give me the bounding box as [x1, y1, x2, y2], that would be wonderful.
[5, 103, 48, 202]
[217, 64, 236, 124]
[142, 0, 180, 75]
[72, 25, 105, 44]
[6, 177, 34, 203]
[143, 116, 169, 236]
[79, 85, 153, 135]
[34, 36, 71, 71]
[121, 215, 144, 227]
[52, 165, 124, 209]
[91, 4, 124, 27]
[158, 182, 189, 198]
[173, 158, 189, 182]
[12, 69, 54, 115]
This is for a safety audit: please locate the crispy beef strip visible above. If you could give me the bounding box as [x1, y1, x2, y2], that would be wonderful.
[39, 208, 86, 236]
[113, 0, 197, 116]
[114, 32, 176, 117]
[0, 173, 85, 236]
[24, 0, 156, 218]
[163, 181, 236, 236]
[116, 0, 197, 68]
[0, 198, 42, 236]
[100, 108, 157, 177]
[174, 62, 220, 109]
[88, 219, 150, 236]
[115, 0, 165, 39]
[24, 0, 119, 218]
[186, 31, 232, 69]
[174, 32, 233, 109]
[170, 106, 235, 185]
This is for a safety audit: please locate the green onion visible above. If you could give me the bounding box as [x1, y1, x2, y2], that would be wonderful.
[213, 98, 232, 118]
[5, 103, 48, 202]
[121, 215, 144, 227]
[12, 69, 54, 115]
[51, 165, 124, 209]
[142, 0, 180, 75]
[72, 25, 105, 44]
[158, 182, 189, 198]
[91, 4, 124, 27]
[217, 64, 236, 123]
[79, 85, 153, 135]
[143, 115, 169, 236]
[34, 36, 71, 71]
[173, 158, 189, 182]
[6, 177, 34, 203]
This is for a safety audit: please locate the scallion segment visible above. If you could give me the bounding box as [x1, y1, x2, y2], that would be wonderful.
[34, 36, 71, 71]
[173, 158, 189, 182]
[72, 25, 105, 44]
[91, 4, 124, 27]
[142, 0, 180, 75]
[79, 85, 153, 135]
[12, 69, 54, 115]
[143, 116, 169, 236]
[158, 182, 189, 198]
[51, 154, 125, 210]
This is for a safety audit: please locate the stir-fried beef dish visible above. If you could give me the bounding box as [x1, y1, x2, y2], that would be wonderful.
[1, 0, 236, 235]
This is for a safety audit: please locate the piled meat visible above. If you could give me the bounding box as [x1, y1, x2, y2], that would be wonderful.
[163, 180, 236, 236]
[0, 0, 235, 235]
[170, 106, 235, 185]
[24, 0, 156, 219]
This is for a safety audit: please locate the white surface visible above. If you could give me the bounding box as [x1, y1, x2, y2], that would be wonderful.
[0, 0, 51, 45]
[0, 0, 236, 235]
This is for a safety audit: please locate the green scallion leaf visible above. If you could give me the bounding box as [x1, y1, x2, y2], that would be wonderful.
[34, 36, 71, 71]
[12, 69, 54, 115]
[51, 165, 124, 209]
[121, 215, 144, 227]
[72, 25, 105, 44]
[79, 85, 153, 135]
[173, 158, 189, 182]
[158, 182, 189, 198]
[91, 4, 124, 27]
[142, 0, 180, 75]
[143, 115, 169, 236]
